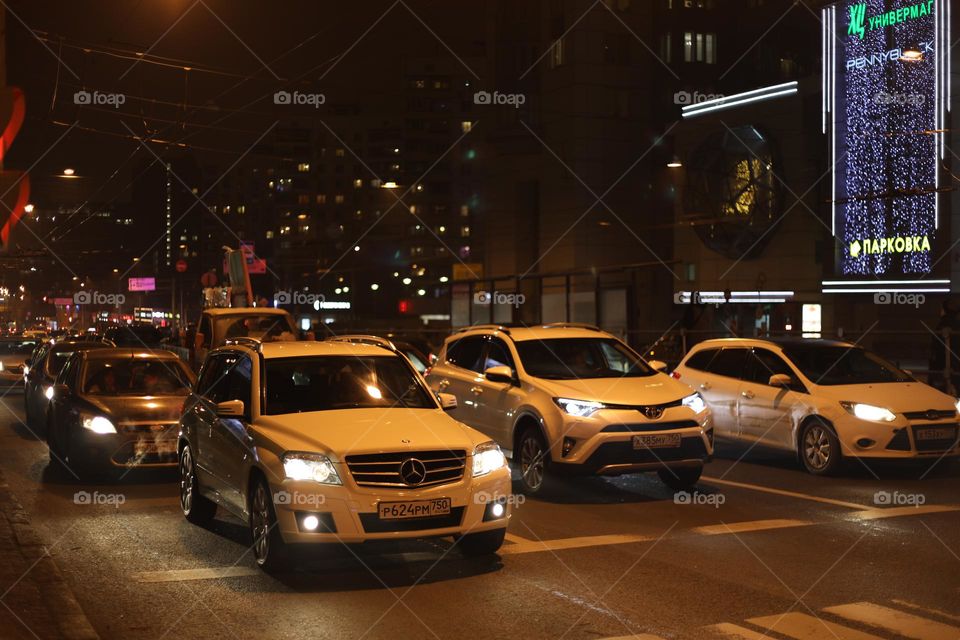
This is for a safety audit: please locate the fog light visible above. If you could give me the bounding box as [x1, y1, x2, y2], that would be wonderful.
[562, 437, 576, 457]
[302, 515, 320, 531]
[856, 438, 876, 449]
[491, 503, 505, 518]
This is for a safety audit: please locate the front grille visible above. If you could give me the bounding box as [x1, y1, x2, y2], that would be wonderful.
[345, 450, 467, 488]
[602, 421, 700, 433]
[904, 409, 957, 421]
[581, 437, 708, 471]
[358, 507, 465, 533]
[121, 423, 178, 435]
[885, 428, 911, 451]
[605, 399, 683, 412]
[911, 424, 960, 452]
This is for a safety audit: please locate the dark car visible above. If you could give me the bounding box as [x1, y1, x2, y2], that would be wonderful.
[0, 338, 40, 390]
[104, 325, 164, 349]
[46, 349, 196, 476]
[23, 339, 115, 431]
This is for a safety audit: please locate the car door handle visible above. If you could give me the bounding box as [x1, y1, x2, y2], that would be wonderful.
[700, 382, 711, 391]
[741, 390, 755, 399]
[470, 386, 484, 395]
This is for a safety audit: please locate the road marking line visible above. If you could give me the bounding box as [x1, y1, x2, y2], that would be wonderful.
[847, 505, 960, 521]
[132, 566, 260, 583]
[694, 518, 812, 536]
[704, 622, 775, 639]
[824, 602, 960, 639]
[499, 533, 654, 555]
[703, 476, 869, 510]
[504, 532, 533, 544]
[596, 635, 666, 639]
[748, 612, 884, 640]
[891, 600, 960, 624]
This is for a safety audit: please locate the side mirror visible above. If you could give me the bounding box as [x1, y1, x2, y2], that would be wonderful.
[649, 360, 669, 373]
[216, 399, 245, 417]
[768, 373, 794, 388]
[484, 365, 514, 384]
[437, 392, 458, 412]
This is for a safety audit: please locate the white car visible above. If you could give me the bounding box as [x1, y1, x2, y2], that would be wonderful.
[673, 338, 960, 474]
[179, 339, 512, 571]
[425, 324, 713, 494]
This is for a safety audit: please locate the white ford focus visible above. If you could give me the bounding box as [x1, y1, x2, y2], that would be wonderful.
[673, 338, 960, 475]
[179, 339, 512, 571]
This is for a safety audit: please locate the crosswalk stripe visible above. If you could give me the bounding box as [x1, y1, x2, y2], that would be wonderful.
[824, 602, 960, 640]
[848, 505, 960, 521]
[704, 622, 774, 639]
[596, 635, 666, 639]
[891, 600, 960, 624]
[702, 476, 868, 510]
[499, 533, 654, 555]
[132, 566, 261, 582]
[748, 612, 884, 640]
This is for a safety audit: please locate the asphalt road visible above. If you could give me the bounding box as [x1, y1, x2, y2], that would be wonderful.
[0, 392, 958, 640]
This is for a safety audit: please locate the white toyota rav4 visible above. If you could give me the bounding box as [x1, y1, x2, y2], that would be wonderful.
[425, 324, 713, 494]
[178, 339, 511, 571]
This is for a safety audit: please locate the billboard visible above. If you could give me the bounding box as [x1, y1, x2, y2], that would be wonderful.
[823, 0, 949, 290]
[128, 277, 156, 292]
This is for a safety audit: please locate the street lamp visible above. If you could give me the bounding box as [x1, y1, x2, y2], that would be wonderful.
[667, 156, 683, 169]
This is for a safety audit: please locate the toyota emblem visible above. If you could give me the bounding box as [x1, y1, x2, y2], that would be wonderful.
[643, 406, 664, 420]
[399, 458, 427, 486]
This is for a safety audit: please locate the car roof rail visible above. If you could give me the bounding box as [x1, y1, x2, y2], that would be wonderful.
[452, 324, 512, 336]
[224, 337, 263, 351]
[326, 335, 399, 353]
[540, 322, 602, 332]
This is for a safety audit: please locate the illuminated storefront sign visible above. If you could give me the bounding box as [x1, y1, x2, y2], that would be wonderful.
[822, 0, 948, 287]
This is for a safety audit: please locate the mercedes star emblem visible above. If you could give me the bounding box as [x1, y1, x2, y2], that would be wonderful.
[399, 458, 427, 486]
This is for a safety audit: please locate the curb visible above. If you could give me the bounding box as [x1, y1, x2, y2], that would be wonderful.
[0, 471, 100, 640]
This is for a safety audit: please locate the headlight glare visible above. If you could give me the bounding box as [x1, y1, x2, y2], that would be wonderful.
[682, 392, 706, 414]
[554, 397, 605, 417]
[472, 441, 506, 477]
[282, 453, 342, 485]
[81, 415, 116, 434]
[840, 402, 896, 423]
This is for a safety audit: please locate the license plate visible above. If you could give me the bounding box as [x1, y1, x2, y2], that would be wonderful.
[916, 427, 956, 441]
[632, 434, 681, 449]
[135, 437, 177, 456]
[378, 498, 451, 520]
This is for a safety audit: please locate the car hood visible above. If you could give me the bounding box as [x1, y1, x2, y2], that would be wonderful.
[534, 374, 693, 406]
[253, 408, 488, 460]
[83, 395, 186, 423]
[812, 381, 957, 413]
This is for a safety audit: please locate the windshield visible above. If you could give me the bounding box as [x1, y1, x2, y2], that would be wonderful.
[83, 358, 193, 396]
[47, 344, 110, 376]
[216, 314, 295, 344]
[515, 338, 655, 380]
[264, 355, 435, 415]
[782, 346, 912, 386]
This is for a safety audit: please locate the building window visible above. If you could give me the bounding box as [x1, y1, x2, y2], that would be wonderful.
[460, 205, 469, 217]
[353, 178, 363, 188]
[297, 194, 310, 204]
[705, 33, 716, 64]
[461, 121, 473, 133]
[550, 37, 566, 68]
[334, 194, 345, 204]
[266, 230, 274, 239]
[460, 225, 471, 237]
[683, 32, 693, 62]
[660, 33, 672, 64]
[237, 205, 246, 214]
[316, 194, 326, 204]
[297, 163, 310, 172]
[335, 148, 345, 157]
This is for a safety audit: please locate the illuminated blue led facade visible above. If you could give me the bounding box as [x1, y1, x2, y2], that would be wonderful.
[824, 0, 947, 279]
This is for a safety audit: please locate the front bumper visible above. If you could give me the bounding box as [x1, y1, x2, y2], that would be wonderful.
[271, 466, 512, 544]
[0, 370, 24, 389]
[835, 415, 960, 459]
[546, 406, 714, 475]
[72, 423, 180, 469]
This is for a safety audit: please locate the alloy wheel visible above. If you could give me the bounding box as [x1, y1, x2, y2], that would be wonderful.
[251, 483, 271, 563]
[179, 448, 193, 514]
[519, 435, 545, 490]
[804, 425, 832, 470]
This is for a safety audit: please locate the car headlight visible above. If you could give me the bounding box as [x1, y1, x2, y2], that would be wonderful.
[282, 452, 342, 485]
[472, 441, 506, 477]
[22, 365, 29, 376]
[955, 398, 960, 415]
[0, 361, 4, 372]
[682, 392, 706, 414]
[554, 397, 605, 417]
[81, 414, 117, 434]
[840, 402, 896, 423]
[43, 386, 54, 400]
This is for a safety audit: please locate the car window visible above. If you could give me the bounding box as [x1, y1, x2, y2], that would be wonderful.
[445, 336, 485, 373]
[57, 354, 81, 389]
[706, 348, 748, 379]
[263, 355, 435, 415]
[483, 338, 515, 372]
[782, 346, 911, 385]
[0, 340, 38, 355]
[514, 338, 655, 379]
[745, 348, 796, 385]
[683, 348, 718, 372]
[222, 355, 253, 409]
[196, 355, 226, 398]
[83, 358, 193, 396]
[402, 349, 427, 374]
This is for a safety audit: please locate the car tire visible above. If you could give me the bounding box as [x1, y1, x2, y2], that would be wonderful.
[515, 427, 553, 495]
[657, 465, 703, 491]
[180, 445, 216, 525]
[249, 477, 288, 572]
[800, 419, 842, 475]
[456, 528, 506, 556]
